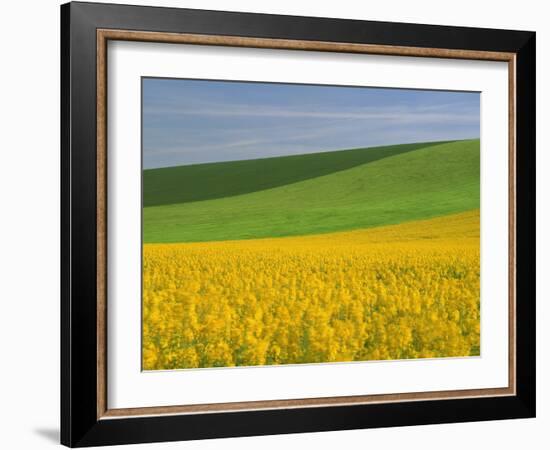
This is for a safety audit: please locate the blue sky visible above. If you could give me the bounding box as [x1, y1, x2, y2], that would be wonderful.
[142, 78, 480, 169]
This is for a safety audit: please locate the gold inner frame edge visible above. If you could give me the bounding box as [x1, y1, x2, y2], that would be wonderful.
[96, 29, 517, 420]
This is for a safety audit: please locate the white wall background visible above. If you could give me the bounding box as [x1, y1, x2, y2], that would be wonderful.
[0, 0, 546, 448]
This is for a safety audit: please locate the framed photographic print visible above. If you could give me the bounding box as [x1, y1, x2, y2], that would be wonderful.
[60, 1, 536, 447]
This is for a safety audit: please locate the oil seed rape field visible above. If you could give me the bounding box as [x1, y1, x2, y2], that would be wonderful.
[142, 210, 480, 370]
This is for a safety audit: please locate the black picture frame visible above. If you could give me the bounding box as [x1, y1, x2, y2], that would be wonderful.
[61, 1, 536, 447]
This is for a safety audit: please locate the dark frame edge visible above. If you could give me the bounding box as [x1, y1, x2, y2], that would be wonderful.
[514, 32, 536, 418]
[62, 2, 102, 447]
[60, 2, 72, 447]
[76, 396, 534, 447]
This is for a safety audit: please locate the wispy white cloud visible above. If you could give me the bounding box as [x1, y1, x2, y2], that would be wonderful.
[145, 101, 478, 125]
[142, 80, 480, 168]
[143, 118, 476, 168]
[145, 122, 360, 157]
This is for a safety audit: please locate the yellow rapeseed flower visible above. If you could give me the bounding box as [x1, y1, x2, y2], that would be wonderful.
[142, 210, 480, 370]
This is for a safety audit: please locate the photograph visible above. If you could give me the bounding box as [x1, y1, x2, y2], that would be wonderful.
[57, 2, 537, 446]
[141, 78, 481, 370]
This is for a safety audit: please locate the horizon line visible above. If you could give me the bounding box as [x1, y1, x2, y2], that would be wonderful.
[143, 137, 479, 171]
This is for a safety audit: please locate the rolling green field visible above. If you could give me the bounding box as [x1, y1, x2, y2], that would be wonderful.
[143, 141, 446, 207]
[143, 139, 479, 243]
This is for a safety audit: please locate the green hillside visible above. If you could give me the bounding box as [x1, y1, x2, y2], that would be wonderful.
[143, 139, 479, 243]
[143, 141, 446, 207]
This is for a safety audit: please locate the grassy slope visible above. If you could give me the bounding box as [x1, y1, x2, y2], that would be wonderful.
[144, 141, 446, 207]
[146, 210, 480, 249]
[143, 139, 479, 243]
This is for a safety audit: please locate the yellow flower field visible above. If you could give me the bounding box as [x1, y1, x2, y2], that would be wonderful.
[143, 210, 480, 370]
